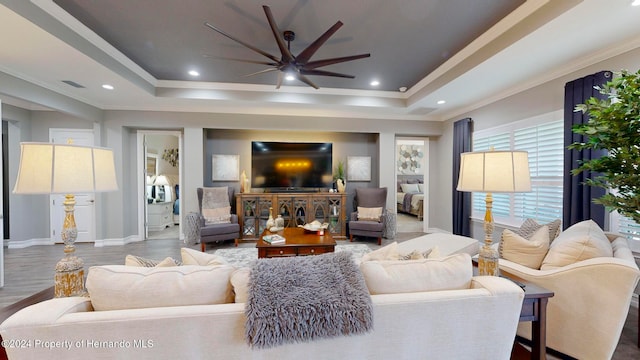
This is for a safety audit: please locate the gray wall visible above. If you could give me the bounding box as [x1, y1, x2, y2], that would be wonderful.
[430, 46, 640, 241]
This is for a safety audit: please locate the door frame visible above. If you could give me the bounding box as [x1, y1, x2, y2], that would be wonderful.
[395, 136, 430, 232]
[136, 130, 183, 241]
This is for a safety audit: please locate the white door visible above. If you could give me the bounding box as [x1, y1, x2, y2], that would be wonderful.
[50, 129, 96, 243]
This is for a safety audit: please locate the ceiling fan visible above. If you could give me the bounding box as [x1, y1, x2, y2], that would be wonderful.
[204, 5, 370, 89]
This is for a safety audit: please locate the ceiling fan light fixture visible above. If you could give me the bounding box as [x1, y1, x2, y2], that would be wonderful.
[188, 70, 200, 77]
[370, 80, 380, 87]
[285, 73, 296, 81]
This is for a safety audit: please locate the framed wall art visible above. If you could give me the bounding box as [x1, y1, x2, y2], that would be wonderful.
[347, 156, 371, 181]
[212, 154, 239, 181]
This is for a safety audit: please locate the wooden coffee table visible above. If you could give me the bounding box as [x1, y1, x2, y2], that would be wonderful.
[256, 227, 336, 258]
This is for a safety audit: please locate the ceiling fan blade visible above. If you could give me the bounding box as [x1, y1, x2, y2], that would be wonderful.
[275, 72, 283, 89]
[217, 57, 279, 66]
[296, 74, 319, 89]
[305, 53, 371, 69]
[300, 69, 355, 79]
[204, 22, 280, 63]
[296, 21, 343, 64]
[244, 68, 279, 77]
[262, 6, 295, 63]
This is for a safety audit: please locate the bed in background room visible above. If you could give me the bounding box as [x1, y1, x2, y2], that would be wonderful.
[396, 175, 424, 220]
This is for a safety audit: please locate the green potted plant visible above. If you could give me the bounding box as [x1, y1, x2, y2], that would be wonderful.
[570, 69, 640, 223]
[333, 160, 346, 193]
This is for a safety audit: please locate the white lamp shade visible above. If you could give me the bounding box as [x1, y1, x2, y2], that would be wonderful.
[457, 150, 531, 193]
[13, 142, 119, 194]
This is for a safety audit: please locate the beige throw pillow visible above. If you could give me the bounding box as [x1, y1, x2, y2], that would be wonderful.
[359, 253, 472, 295]
[357, 206, 383, 222]
[540, 220, 612, 270]
[202, 206, 231, 225]
[500, 226, 550, 269]
[86, 264, 236, 311]
[181, 247, 229, 266]
[361, 241, 400, 261]
[230, 267, 251, 303]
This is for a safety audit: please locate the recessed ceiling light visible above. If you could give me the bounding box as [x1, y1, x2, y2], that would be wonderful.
[437, 100, 446, 105]
[370, 80, 380, 87]
[399, 87, 407, 92]
[102, 84, 114, 90]
[188, 70, 200, 77]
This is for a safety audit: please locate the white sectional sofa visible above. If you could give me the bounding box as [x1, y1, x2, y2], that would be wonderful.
[1, 240, 523, 360]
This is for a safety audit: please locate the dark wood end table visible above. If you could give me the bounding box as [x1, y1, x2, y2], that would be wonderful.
[472, 259, 554, 360]
[256, 227, 336, 258]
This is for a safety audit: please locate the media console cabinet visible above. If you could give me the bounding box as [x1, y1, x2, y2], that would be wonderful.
[235, 192, 347, 242]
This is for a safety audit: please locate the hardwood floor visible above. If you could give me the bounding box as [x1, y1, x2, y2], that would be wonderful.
[1, 235, 638, 359]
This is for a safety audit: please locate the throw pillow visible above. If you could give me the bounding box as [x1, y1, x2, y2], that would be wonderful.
[398, 247, 440, 260]
[230, 267, 251, 303]
[540, 220, 613, 270]
[515, 218, 562, 242]
[500, 226, 550, 269]
[202, 206, 231, 225]
[86, 264, 236, 311]
[359, 253, 473, 295]
[125, 254, 182, 267]
[361, 241, 400, 261]
[357, 206, 383, 222]
[400, 183, 420, 193]
[181, 247, 229, 266]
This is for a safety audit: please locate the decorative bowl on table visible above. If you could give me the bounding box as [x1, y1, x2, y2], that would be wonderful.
[298, 220, 329, 233]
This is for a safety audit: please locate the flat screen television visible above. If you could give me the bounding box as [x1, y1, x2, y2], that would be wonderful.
[251, 141, 333, 191]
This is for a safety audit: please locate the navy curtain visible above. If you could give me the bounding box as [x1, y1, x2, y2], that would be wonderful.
[562, 71, 611, 230]
[452, 118, 473, 236]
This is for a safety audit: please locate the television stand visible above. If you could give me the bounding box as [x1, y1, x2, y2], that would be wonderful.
[236, 192, 346, 243]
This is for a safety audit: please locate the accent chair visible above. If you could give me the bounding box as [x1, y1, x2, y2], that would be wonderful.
[197, 187, 240, 251]
[349, 187, 387, 245]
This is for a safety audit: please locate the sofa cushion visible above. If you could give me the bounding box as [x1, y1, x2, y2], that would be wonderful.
[200, 222, 239, 236]
[357, 206, 383, 222]
[86, 264, 236, 311]
[541, 220, 613, 270]
[124, 255, 181, 267]
[359, 253, 472, 294]
[181, 247, 229, 266]
[500, 226, 549, 269]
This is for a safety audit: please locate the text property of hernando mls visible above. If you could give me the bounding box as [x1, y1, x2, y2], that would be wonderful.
[2, 338, 154, 350]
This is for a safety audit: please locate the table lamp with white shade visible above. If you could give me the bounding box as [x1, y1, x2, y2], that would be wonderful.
[456, 150, 531, 276]
[13, 142, 118, 297]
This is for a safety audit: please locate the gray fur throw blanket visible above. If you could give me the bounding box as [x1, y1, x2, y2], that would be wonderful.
[245, 251, 373, 349]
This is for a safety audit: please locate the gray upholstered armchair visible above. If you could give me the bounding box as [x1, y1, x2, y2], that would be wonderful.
[197, 187, 240, 251]
[349, 187, 387, 245]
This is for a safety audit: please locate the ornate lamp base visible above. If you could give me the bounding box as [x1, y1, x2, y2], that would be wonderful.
[478, 243, 500, 276]
[54, 255, 85, 297]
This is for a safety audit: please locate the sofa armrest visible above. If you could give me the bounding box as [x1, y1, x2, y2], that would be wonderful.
[1, 297, 92, 329]
[230, 214, 238, 224]
[471, 276, 525, 298]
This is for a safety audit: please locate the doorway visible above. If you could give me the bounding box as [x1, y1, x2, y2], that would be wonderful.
[395, 137, 429, 233]
[138, 131, 182, 240]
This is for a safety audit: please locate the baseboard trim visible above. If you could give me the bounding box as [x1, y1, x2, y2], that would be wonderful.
[8, 235, 145, 248]
[8, 238, 54, 248]
[426, 227, 451, 234]
[94, 235, 142, 247]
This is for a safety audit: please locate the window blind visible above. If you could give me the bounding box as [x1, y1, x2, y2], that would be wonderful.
[472, 119, 564, 225]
